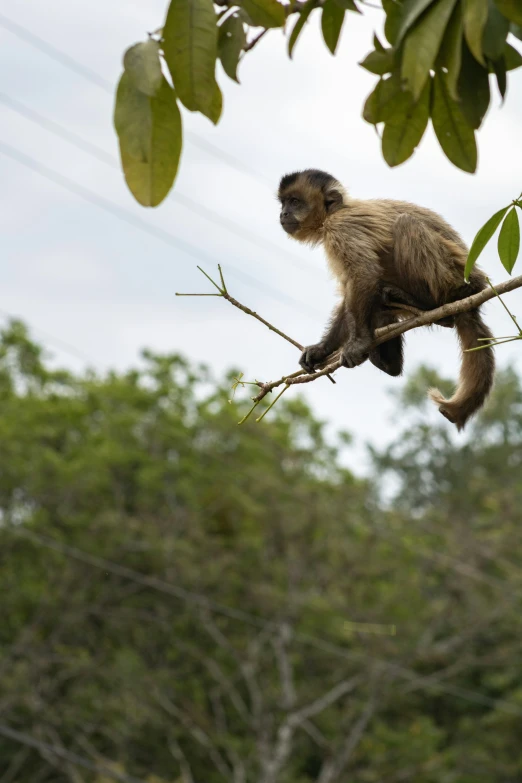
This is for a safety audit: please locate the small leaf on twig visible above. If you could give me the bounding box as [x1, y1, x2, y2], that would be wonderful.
[321, 0, 345, 54]
[498, 207, 520, 275]
[464, 206, 510, 280]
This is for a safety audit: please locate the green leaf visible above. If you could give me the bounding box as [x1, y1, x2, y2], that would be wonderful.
[395, 0, 435, 45]
[491, 55, 507, 98]
[359, 48, 395, 74]
[401, 0, 458, 100]
[362, 74, 402, 124]
[495, 0, 522, 25]
[462, 0, 488, 65]
[505, 42, 522, 70]
[332, 0, 359, 9]
[498, 207, 520, 274]
[163, 0, 220, 122]
[288, 0, 317, 57]
[382, 0, 404, 45]
[511, 22, 522, 40]
[218, 13, 246, 82]
[457, 43, 490, 128]
[382, 77, 430, 166]
[436, 3, 463, 99]
[431, 71, 477, 173]
[321, 0, 345, 54]
[238, 0, 285, 28]
[123, 40, 163, 97]
[374, 33, 385, 51]
[208, 81, 223, 125]
[114, 72, 182, 207]
[482, 0, 510, 60]
[464, 205, 509, 279]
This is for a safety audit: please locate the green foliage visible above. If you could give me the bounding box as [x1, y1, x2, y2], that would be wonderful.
[122, 40, 163, 97]
[218, 12, 247, 82]
[114, 72, 182, 207]
[239, 0, 286, 27]
[288, 0, 318, 57]
[111, 0, 522, 206]
[465, 199, 522, 279]
[431, 70, 477, 173]
[401, 0, 458, 100]
[4, 328, 522, 780]
[498, 206, 520, 274]
[163, 0, 222, 121]
[381, 77, 431, 166]
[321, 0, 346, 54]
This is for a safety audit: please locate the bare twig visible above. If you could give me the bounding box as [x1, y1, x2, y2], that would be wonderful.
[176, 266, 336, 384]
[244, 29, 269, 52]
[486, 277, 522, 335]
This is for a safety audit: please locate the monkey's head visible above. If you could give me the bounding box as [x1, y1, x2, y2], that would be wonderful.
[278, 169, 347, 243]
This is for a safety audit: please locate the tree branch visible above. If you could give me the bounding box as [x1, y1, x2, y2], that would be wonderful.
[176, 265, 335, 384]
[178, 266, 522, 422]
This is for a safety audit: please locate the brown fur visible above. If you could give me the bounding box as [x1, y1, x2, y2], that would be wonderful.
[278, 169, 495, 430]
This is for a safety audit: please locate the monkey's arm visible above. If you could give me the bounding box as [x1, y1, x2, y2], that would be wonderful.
[338, 264, 383, 369]
[300, 300, 349, 373]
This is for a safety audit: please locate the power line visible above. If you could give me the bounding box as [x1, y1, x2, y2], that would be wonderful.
[0, 12, 272, 187]
[0, 140, 320, 317]
[0, 724, 147, 783]
[0, 308, 92, 364]
[14, 526, 522, 718]
[0, 92, 319, 276]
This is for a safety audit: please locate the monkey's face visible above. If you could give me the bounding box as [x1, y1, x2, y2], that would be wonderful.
[278, 170, 346, 243]
[279, 193, 309, 236]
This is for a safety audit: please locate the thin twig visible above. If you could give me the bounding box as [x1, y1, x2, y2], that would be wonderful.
[176, 266, 336, 384]
[256, 384, 289, 421]
[244, 29, 269, 52]
[486, 277, 521, 335]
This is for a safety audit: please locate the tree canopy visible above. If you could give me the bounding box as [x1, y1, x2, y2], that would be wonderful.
[2, 321, 522, 781]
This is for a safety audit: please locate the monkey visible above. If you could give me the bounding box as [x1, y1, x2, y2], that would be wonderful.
[277, 169, 495, 431]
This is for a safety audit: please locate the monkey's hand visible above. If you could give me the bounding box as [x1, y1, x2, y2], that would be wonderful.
[299, 343, 332, 374]
[340, 340, 370, 369]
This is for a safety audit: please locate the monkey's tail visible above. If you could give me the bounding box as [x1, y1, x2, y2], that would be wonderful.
[428, 310, 495, 431]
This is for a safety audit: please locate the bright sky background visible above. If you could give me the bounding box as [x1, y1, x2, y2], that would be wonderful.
[1, 2, 522, 472]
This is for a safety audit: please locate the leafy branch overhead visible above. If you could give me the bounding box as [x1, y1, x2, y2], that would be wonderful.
[113, 0, 522, 207]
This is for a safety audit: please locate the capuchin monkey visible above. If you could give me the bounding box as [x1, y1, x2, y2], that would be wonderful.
[278, 169, 495, 431]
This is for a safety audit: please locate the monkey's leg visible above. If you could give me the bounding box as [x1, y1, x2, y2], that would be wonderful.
[369, 310, 404, 377]
[380, 284, 455, 328]
[338, 277, 381, 369]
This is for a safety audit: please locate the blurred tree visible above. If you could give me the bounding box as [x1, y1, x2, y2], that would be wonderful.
[1, 322, 522, 781]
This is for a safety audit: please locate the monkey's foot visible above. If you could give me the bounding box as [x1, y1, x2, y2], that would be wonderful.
[340, 345, 368, 369]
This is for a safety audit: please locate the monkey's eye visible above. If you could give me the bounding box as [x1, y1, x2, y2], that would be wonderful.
[290, 198, 300, 208]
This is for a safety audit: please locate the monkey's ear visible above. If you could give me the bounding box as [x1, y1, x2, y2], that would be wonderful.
[324, 189, 343, 213]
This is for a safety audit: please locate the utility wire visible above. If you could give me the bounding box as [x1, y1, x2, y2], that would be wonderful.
[0, 307, 92, 364]
[14, 526, 522, 718]
[0, 12, 272, 186]
[0, 92, 319, 276]
[0, 140, 320, 316]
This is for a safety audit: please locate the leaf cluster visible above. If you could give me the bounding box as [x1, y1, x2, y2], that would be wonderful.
[361, 0, 522, 172]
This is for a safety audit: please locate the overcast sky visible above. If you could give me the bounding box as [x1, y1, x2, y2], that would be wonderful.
[1, 1, 522, 471]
